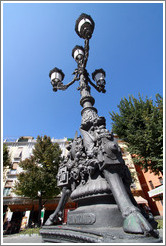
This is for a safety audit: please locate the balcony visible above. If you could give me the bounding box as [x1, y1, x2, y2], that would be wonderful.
[7, 170, 17, 176]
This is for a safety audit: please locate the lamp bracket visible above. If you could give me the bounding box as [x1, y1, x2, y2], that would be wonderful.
[54, 70, 80, 91]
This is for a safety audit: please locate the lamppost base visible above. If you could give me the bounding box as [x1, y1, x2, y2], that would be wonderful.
[40, 225, 162, 243]
[40, 174, 161, 243]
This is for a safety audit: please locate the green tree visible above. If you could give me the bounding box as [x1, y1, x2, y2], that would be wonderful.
[3, 144, 11, 169]
[110, 94, 163, 174]
[13, 135, 62, 227]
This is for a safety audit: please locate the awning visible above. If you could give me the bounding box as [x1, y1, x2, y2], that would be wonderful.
[134, 196, 148, 204]
[3, 196, 76, 212]
[148, 185, 163, 198]
[3, 197, 33, 206]
[9, 204, 34, 212]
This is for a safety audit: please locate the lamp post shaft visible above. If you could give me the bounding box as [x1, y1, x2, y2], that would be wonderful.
[79, 73, 98, 130]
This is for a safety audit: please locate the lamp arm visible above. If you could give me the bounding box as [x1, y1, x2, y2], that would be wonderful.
[56, 71, 80, 91]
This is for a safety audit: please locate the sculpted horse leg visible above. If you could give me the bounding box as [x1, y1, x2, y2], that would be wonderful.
[122, 166, 138, 207]
[45, 187, 71, 226]
[103, 168, 159, 238]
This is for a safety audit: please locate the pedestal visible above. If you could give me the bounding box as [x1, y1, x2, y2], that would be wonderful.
[40, 225, 162, 243]
[40, 174, 162, 243]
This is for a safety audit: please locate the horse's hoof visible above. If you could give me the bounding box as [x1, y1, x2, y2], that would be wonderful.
[123, 211, 159, 238]
[123, 212, 144, 234]
[44, 219, 53, 226]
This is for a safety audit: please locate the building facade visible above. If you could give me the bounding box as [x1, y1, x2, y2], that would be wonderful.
[117, 138, 163, 216]
[117, 139, 149, 206]
[3, 136, 76, 233]
[134, 165, 163, 216]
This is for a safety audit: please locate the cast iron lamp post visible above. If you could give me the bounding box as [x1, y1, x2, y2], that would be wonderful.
[41, 13, 160, 244]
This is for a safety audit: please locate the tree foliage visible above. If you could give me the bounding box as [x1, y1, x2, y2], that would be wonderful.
[3, 144, 11, 169]
[110, 94, 163, 174]
[13, 135, 62, 226]
[14, 135, 62, 198]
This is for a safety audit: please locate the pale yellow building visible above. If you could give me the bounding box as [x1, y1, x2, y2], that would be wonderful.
[117, 138, 148, 205]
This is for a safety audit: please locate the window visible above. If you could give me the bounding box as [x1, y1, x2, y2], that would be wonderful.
[159, 196, 163, 206]
[8, 169, 17, 175]
[18, 137, 28, 142]
[5, 181, 13, 188]
[14, 148, 22, 159]
[158, 177, 163, 185]
[3, 187, 11, 197]
[130, 183, 136, 189]
[149, 180, 154, 190]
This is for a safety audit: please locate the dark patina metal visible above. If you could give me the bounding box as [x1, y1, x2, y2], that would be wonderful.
[40, 13, 161, 243]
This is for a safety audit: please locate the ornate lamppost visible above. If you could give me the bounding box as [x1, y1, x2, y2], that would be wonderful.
[40, 13, 161, 243]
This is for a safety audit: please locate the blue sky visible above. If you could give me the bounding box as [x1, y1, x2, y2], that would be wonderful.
[3, 2, 163, 140]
